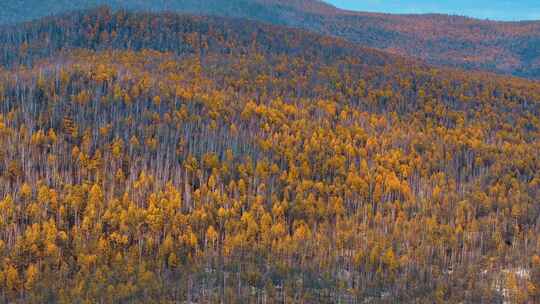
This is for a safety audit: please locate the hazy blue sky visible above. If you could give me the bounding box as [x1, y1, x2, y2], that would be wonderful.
[327, 0, 540, 21]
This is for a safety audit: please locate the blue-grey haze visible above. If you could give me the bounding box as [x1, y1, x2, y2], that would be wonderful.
[327, 0, 540, 21]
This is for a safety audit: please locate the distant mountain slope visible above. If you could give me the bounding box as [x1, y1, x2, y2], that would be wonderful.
[1, 0, 539, 79]
[0, 6, 397, 70]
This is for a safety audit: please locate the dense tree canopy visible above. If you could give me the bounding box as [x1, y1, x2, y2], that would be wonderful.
[0, 8, 539, 303]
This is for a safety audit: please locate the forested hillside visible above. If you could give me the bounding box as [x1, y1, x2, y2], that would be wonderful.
[0, 0, 335, 25]
[1, 0, 540, 79]
[0, 7, 539, 303]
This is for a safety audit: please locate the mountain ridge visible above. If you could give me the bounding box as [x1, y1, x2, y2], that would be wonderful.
[1, 0, 540, 79]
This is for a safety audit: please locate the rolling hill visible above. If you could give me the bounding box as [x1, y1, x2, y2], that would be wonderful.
[0, 7, 539, 303]
[1, 0, 540, 79]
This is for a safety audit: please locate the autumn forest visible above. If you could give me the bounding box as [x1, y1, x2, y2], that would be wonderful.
[0, 3, 539, 304]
